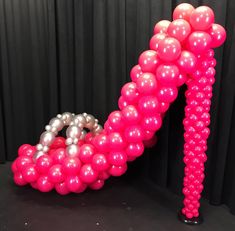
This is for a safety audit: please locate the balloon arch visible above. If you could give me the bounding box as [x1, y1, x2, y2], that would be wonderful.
[11, 3, 226, 225]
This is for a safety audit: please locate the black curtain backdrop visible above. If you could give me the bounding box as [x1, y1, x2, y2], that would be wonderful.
[0, 0, 235, 215]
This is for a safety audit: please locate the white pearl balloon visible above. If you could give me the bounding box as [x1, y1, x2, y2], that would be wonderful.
[61, 112, 73, 125]
[40, 131, 55, 146]
[66, 144, 79, 157]
[33, 151, 45, 161]
[49, 118, 64, 131]
[66, 125, 81, 139]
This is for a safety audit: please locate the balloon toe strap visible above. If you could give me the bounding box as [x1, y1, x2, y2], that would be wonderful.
[178, 210, 203, 225]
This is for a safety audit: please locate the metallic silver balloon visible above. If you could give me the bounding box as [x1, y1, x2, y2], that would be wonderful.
[40, 131, 55, 146]
[73, 114, 86, 126]
[61, 112, 73, 125]
[93, 124, 103, 134]
[49, 118, 64, 131]
[66, 125, 81, 139]
[80, 130, 87, 140]
[86, 114, 96, 129]
[66, 137, 73, 145]
[36, 143, 43, 151]
[66, 144, 79, 157]
[33, 151, 45, 162]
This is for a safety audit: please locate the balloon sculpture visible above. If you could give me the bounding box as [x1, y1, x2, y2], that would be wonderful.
[11, 3, 226, 224]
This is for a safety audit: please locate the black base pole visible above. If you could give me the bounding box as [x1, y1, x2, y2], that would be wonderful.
[178, 210, 203, 225]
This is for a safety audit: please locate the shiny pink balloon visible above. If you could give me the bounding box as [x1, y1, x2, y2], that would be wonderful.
[157, 86, 178, 103]
[124, 125, 144, 143]
[50, 148, 66, 164]
[141, 114, 162, 131]
[138, 95, 159, 115]
[158, 37, 181, 61]
[177, 51, 197, 74]
[79, 164, 98, 184]
[122, 105, 141, 125]
[78, 144, 95, 163]
[156, 64, 179, 85]
[136, 73, 158, 95]
[130, 65, 142, 82]
[48, 164, 65, 183]
[92, 154, 109, 171]
[126, 142, 144, 157]
[167, 19, 191, 42]
[55, 182, 70, 195]
[14, 172, 27, 186]
[149, 33, 167, 51]
[89, 179, 104, 190]
[187, 32, 212, 54]
[16, 156, 33, 172]
[22, 164, 39, 183]
[153, 20, 171, 34]
[18, 144, 36, 157]
[109, 164, 127, 176]
[121, 82, 139, 103]
[108, 151, 127, 166]
[37, 176, 54, 192]
[173, 3, 195, 21]
[92, 134, 109, 153]
[62, 157, 81, 175]
[118, 96, 129, 110]
[108, 111, 125, 131]
[108, 132, 126, 150]
[138, 50, 159, 73]
[66, 175, 84, 192]
[190, 6, 214, 31]
[36, 155, 53, 174]
[208, 24, 226, 48]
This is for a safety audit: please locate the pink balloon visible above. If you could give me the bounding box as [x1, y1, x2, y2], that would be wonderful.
[138, 95, 159, 115]
[141, 114, 162, 131]
[157, 86, 178, 103]
[208, 24, 226, 48]
[173, 3, 195, 21]
[66, 175, 84, 192]
[36, 155, 53, 174]
[99, 171, 110, 180]
[143, 135, 157, 148]
[177, 73, 187, 86]
[79, 164, 98, 184]
[177, 51, 197, 74]
[11, 161, 18, 173]
[18, 144, 35, 157]
[62, 157, 81, 175]
[109, 164, 127, 176]
[78, 144, 95, 163]
[158, 101, 170, 113]
[130, 65, 142, 82]
[14, 172, 27, 186]
[108, 111, 125, 131]
[108, 151, 127, 166]
[16, 156, 33, 172]
[149, 33, 167, 51]
[91, 154, 109, 171]
[136, 73, 158, 95]
[156, 64, 179, 85]
[50, 137, 66, 149]
[22, 164, 39, 183]
[187, 32, 212, 54]
[108, 132, 126, 150]
[48, 164, 65, 183]
[138, 50, 159, 73]
[143, 130, 155, 140]
[37, 176, 54, 192]
[118, 96, 129, 110]
[124, 125, 144, 143]
[153, 20, 171, 34]
[190, 6, 214, 31]
[121, 105, 141, 125]
[92, 134, 109, 153]
[121, 82, 139, 103]
[89, 179, 104, 190]
[158, 37, 181, 61]
[167, 19, 191, 42]
[55, 182, 70, 195]
[126, 142, 144, 157]
[50, 148, 66, 164]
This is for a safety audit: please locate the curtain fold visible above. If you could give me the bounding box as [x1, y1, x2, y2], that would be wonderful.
[0, 0, 235, 215]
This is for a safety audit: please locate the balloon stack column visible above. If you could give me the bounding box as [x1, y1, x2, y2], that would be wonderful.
[11, 3, 226, 225]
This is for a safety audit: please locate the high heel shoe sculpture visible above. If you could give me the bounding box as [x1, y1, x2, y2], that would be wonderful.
[11, 3, 226, 224]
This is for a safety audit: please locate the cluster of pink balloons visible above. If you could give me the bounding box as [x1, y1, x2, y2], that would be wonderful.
[12, 3, 225, 218]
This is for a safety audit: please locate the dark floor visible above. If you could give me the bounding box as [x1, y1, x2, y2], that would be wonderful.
[0, 163, 235, 231]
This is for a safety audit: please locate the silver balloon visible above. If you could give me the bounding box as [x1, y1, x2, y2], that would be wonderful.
[66, 144, 79, 157]
[61, 112, 73, 125]
[33, 151, 45, 162]
[42, 146, 49, 153]
[36, 143, 43, 151]
[40, 131, 55, 146]
[49, 118, 64, 131]
[66, 137, 73, 145]
[66, 125, 81, 139]
[80, 130, 87, 140]
[93, 124, 103, 134]
[86, 114, 96, 129]
[73, 114, 86, 126]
